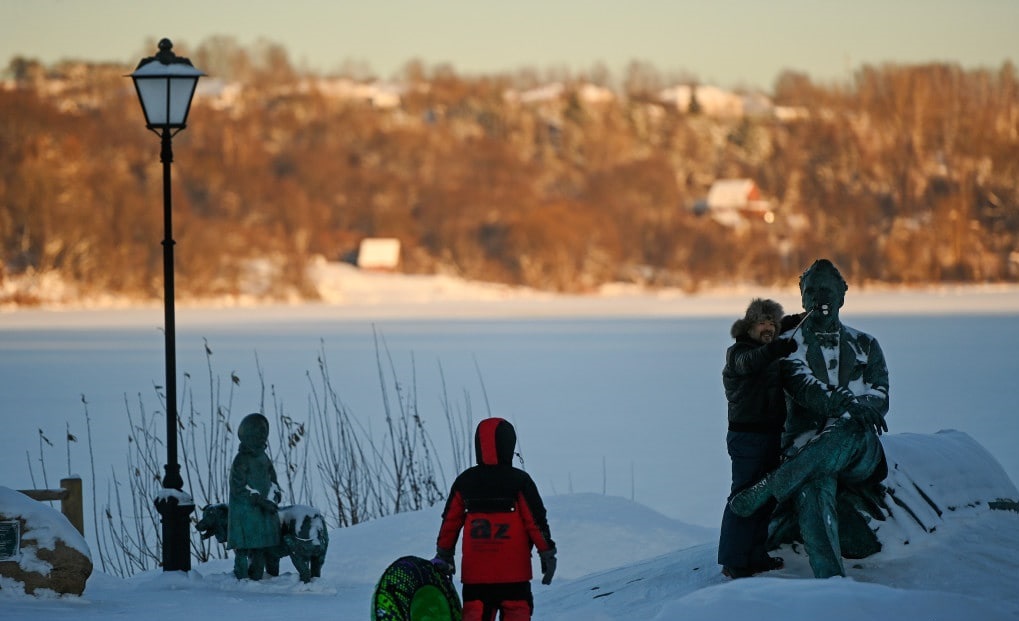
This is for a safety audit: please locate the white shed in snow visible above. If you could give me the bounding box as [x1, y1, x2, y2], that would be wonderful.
[356, 238, 401, 271]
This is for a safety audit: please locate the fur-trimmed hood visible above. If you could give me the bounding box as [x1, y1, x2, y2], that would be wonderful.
[730, 298, 784, 338]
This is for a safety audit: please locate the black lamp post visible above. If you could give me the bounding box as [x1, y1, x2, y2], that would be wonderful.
[129, 38, 204, 572]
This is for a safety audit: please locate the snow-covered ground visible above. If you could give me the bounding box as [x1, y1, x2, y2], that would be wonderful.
[3, 264, 1019, 619]
[4, 436, 1019, 620]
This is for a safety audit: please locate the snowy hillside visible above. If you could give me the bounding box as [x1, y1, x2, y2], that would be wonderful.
[3, 431, 1018, 620]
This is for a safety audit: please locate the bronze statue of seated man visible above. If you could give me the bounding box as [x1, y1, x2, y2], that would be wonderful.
[730, 259, 889, 579]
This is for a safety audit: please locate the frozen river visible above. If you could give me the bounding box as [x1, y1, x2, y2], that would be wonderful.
[2, 287, 1018, 543]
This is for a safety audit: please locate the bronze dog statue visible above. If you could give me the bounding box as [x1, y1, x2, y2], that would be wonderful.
[196, 503, 328, 582]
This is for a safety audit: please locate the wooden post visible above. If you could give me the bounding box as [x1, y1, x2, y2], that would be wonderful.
[17, 477, 85, 536]
[60, 477, 84, 537]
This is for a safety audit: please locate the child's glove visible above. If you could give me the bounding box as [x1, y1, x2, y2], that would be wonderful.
[539, 548, 557, 585]
[431, 547, 455, 577]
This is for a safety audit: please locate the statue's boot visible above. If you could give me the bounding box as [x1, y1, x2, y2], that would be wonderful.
[730, 421, 857, 517]
[234, 550, 250, 580]
[248, 550, 267, 580]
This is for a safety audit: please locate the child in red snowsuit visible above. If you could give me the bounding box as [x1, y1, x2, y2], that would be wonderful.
[433, 418, 557, 621]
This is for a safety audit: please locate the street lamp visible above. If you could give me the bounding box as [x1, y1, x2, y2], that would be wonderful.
[129, 38, 204, 572]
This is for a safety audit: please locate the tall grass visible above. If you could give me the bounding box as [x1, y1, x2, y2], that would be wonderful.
[54, 332, 479, 577]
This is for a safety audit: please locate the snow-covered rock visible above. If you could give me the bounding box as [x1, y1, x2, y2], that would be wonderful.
[0, 487, 92, 595]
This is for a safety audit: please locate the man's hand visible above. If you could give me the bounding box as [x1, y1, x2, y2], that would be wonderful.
[768, 337, 798, 357]
[847, 401, 888, 435]
[780, 312, 806, 333]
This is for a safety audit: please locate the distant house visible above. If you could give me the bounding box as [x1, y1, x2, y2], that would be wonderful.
[502, 82, 614, 107]
[577, 83, 615, 104]
[195, 78, 243, 110]
[356, 238, 401, 271]
[658, 84, 769, 117]
[310, 78, 403, 109]
[695, 179, 774, 228]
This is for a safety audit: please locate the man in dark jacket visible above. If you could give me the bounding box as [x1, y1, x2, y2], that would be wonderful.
[718, 299, 798, 578]
[433, 418, 556, 621]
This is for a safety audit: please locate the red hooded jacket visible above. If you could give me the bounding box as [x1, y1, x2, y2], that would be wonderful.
[436, 418, 555, 584]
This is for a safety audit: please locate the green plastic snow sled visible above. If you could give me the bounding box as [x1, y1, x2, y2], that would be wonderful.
[372, 555, 462, 621]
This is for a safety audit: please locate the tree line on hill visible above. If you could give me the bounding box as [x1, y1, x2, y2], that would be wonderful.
[2, 38, 1017, 304]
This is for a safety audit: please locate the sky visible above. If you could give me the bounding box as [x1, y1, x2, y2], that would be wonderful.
[2, 430, 1018, 620]
[2, 0, 1017, 91]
